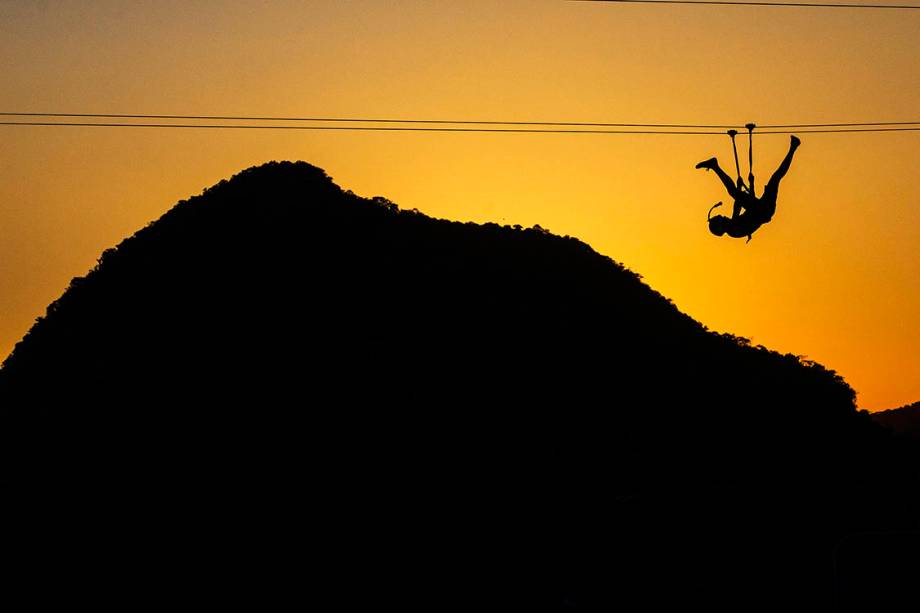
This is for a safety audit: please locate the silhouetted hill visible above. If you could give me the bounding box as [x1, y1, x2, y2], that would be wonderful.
[1, 161, 917, 610]
[873, 402, 920, 441]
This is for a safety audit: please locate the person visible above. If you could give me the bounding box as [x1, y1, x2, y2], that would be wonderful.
[696, 135, 800, 242]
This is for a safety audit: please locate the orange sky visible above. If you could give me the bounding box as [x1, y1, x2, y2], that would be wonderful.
[1, 1, 918, 410]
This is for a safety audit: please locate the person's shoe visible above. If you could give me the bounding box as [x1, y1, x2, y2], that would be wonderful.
[695, 157, 718, 170]
[790, 135, 801, 149]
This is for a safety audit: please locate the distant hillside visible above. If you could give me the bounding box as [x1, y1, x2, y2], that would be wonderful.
[873, 402, 920, 441]
[1, 161, 916, 610]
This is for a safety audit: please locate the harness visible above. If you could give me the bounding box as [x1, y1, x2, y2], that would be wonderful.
[706, 122, 760, 243]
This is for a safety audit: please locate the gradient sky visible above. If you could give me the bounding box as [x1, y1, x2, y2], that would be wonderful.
[1, 1, 918, 410]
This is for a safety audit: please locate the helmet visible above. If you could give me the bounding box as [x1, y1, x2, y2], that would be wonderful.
[709, 215, 730, 236]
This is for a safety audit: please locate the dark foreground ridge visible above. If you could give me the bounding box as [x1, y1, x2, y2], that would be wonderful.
[873, 401, 920, 442]
[1, 161, 917, 610]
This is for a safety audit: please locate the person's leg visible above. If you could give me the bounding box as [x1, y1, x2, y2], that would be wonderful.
[759, 136, 800, 221]
[764, 135, 801, 195]
[697, 157, 741, 199]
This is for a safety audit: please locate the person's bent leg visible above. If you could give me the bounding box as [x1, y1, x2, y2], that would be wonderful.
[698, 159, 742, 199]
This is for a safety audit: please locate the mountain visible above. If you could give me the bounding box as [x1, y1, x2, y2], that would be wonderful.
[1, 161, 917, 610]
[873, 401, 920, 441]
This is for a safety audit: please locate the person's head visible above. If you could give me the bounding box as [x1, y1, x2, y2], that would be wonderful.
[708, 214, 730, 237]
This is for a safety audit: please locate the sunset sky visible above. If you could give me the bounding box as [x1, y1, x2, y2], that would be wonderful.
[1, 1, 918, 410]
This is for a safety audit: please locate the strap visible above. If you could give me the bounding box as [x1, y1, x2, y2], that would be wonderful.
[708, 201, 723, 220]
[745, 123, 756, 190]
[727, 129, 742, 185]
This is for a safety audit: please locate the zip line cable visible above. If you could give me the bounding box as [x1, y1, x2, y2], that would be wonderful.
[0, 122, 739, 134]
[0, 112, 751, 129]
[758, 126, 920, 133]
[3, 121, 920, 135]
[2, 112, 920, 130]
[571, 0, 920, 10]
[756, 121, 920, 128]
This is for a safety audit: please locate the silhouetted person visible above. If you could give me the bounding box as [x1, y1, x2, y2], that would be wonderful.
[697, 135, 800, 242]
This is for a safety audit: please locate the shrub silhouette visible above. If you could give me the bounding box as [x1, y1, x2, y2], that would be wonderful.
[1, 161, 916, 609]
